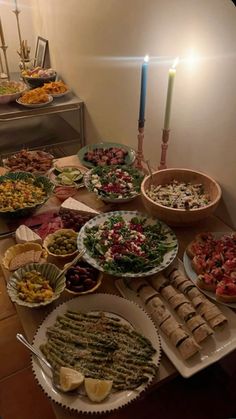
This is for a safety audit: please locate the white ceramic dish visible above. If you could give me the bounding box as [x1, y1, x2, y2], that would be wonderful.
[31, 294, 161, 414]
[115, 262, 236, 378]
[77, 210, 178, 278]
[16, 95, 53, 108]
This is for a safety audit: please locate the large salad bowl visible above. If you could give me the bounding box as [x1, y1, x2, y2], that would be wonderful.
[77, 211, 178, 278]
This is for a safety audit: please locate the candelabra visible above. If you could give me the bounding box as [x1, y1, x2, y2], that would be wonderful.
[158, 128, 170, 170]
[12, 8, 26, 70]
[0, 45, 10, 80]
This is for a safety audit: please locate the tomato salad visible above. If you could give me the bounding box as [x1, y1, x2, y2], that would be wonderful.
[86, 166, 144, 201]
[83, 215, 177, 275]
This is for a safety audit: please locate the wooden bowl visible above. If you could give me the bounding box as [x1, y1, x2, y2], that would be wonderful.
[43, 229, 78, 259]
[141, 168, 222, 227]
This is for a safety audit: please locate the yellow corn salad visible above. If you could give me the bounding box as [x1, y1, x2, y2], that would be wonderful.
[0, 179, 46, 211]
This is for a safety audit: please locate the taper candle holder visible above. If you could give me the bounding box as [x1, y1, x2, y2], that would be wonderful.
[158, 128, 170, 170]
[0, 51, 4, 73]
[134, 123, 148, 174]
[0, 45, 10, 80]
[12, 8, 25, 70]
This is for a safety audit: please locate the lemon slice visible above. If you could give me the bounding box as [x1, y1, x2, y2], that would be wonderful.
[84, 378, 113, 402]
[59, 367, 84, 392]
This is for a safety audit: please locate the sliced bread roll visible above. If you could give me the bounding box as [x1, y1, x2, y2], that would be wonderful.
[139, 285, 158, 304]
[127, 278, 149, 293]
[170, 327, 189, 347]
[150, 275, 169, 292]
[160, 317, 181, 338]
[161, 285, 178, 301]
[187, 287, 203, 300]
[192, 323, 213, 343]
[177, 337, 200, 360]
[168, 293, 190, 310]
[178, 280, 195, 294]
[176, 303, 196, 322]
[186, 315, 206, 332]
[208, 314, 227, 329]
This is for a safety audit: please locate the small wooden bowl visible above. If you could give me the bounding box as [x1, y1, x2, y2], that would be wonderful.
[141, 168, 222, 227]
[65, 271, 103, 295]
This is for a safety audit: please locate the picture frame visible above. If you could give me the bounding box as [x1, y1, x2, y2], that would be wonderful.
[34, 36, 48, 68]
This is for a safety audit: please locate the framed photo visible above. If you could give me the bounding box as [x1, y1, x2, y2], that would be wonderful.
[34, 37, 48, 67]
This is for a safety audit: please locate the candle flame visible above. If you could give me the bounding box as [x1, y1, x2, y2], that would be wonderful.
[172, 57, 179, 69]
[144, 55, 149, 63]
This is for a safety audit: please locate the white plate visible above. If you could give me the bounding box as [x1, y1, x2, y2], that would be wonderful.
[32, 294, 161, 414]
[77, 210, 178, 278]
[51, 90, 70, 98]
[183, 251, 236, 309]
[115, 264, 236, 378]
[16, 95, 53, 108]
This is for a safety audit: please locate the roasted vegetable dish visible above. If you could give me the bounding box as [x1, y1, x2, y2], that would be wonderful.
[4, 149, 53, 173]
[84, 147, 128, 166]
[40, 310, 157, 390]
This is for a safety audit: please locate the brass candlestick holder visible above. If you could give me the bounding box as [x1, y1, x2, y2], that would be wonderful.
[0, 50, 3, 73]
[12, 8, 26, 70]
[158, 128, 170, 170]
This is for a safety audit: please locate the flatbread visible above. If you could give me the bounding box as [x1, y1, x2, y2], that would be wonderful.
[9, 250, 35, 271]
[34, 250, 42, 263]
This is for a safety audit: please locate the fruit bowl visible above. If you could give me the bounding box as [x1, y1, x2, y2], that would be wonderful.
[141, 168, 222, 227]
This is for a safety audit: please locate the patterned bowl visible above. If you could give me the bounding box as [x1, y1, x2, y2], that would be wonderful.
[0, 171, 54, 217]
[2, 243, 48, 271]
[7, 262, 66, 308]
[0, 80, 28, 104]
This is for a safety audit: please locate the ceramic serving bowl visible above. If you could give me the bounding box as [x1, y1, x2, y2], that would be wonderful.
[2, 243, 47, 271]
[0, 171, 54, 217]
[23, 73, 57, 88]
[65, 260, 103, 295]
[7, 262, 66, 308]
[43, 228, 78, 259]
[141, 168, 222, 227]
[0, 80, 28, 104]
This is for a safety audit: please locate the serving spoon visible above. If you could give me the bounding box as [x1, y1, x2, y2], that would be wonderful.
[16, 333, 83, 395]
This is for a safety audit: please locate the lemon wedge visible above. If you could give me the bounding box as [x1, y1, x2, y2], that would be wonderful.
[59, 367, 84, 392]
[84, 378, 113, 402]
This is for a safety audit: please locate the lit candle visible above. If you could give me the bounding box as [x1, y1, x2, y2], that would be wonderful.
[138, 55, 149, 128]
[0, 18, 5, 46]
[13, 0, 18, 11]
[163, 57, 179, 130]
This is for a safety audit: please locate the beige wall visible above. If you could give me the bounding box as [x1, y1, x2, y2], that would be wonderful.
[3, 0, 236, 227]
[0, 0, 36, 72]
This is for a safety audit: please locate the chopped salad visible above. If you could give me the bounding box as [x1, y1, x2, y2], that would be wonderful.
[86, 166, 144, 200]
[147, 180, 210, 209]
[83, 215, 177, 275]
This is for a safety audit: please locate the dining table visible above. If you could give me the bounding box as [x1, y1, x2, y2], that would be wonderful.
[0, 154, 233, 419]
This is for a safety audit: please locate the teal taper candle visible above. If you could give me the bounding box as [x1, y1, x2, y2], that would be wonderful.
[138, 55, 149, 129]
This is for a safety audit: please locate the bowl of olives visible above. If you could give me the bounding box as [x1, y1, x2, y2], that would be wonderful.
[65, 260, 102, 294]
[43, 229, 78, 259]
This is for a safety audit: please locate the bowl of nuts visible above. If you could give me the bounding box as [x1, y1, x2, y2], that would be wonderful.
[43, 229, 78, 259]
[65, 260, 102, 295]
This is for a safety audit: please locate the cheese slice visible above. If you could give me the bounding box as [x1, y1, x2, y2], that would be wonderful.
[60, 197, 99, 215]
[15, 225, 42, 244]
